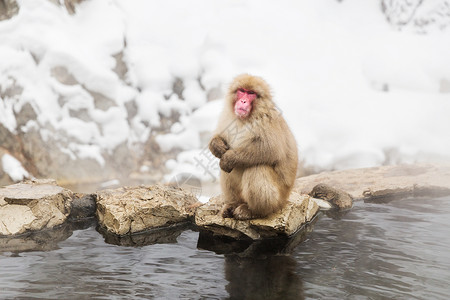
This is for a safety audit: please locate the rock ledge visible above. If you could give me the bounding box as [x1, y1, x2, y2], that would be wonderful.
[195, 192, 319, 240]
[295, 163, 450, 201]
[0, 179, 72, 236]
[96, 185, 200, 236]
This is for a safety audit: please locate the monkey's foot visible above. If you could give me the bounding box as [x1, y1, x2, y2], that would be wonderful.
[220, 203, 237, 218]
[232, 204, 254, 220]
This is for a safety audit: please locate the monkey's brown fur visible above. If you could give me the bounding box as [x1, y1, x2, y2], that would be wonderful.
[209, 74, 298, 220]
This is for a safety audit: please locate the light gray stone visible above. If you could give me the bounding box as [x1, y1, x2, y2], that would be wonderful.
[0, 179, 73, 236]
[96, 184, 201, 236]
[295, 163, 450, 201]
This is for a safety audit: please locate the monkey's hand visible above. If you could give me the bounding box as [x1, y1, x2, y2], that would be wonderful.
[219, 150, 236, 173]
[209, 136, 229, 159]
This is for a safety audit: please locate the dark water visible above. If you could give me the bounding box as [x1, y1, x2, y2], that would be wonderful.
[1, 196, 450, 299]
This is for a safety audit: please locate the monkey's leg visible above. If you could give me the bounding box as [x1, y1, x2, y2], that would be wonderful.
[220, 169, 244, 218]
[235, 166, 282, 220]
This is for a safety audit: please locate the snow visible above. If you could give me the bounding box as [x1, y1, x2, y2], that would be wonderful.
[1, 0, 450, 184]
[1, 154, 30, 182]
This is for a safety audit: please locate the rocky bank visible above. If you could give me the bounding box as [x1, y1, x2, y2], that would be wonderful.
[1, 163, 450, 251]
[295, 163, 450, 201]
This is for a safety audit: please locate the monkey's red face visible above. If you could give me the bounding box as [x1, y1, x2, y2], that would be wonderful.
[234, 88, 257, 118]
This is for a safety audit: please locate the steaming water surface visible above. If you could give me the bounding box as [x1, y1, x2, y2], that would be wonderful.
[1, 196, 450, 299]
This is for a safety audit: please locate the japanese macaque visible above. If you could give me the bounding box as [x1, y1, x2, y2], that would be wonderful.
[209, 74, 298, 220]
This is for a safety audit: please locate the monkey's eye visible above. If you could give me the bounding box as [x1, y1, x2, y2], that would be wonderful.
[238, 88, 245, 93]
[247, 91, 256, 95]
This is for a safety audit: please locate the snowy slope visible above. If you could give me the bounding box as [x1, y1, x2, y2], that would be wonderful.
[1, 0, 449, 184]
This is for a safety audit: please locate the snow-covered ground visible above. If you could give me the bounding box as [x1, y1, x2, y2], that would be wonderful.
[1, 0, 450, 185]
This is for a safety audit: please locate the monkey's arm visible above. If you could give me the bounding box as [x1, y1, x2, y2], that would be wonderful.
[209, 135, 229, 159]
[219, 138, 281, 173]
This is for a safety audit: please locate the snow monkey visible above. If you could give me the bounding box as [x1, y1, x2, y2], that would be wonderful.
[209, 74, 298, 220]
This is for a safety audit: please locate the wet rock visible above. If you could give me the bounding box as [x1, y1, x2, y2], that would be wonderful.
[0, 179, 73, 236]
[309, 183, 353, 209]
[295, 163, 450, 201]
[96, 184, 201, 235]
[194, 192, 319, 240]
[69, 193, 96, 220]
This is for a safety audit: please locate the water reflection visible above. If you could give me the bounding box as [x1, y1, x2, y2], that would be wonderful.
[225, 255, 304, 300]
[0, 228, 229, 299]
[197, 217, 317, 257]
[98, 223, 191, 247]
[197, 222, 316, 300]
[1, 196, 449, 299]
[295, 197, 450, 299]
[0, 219, 94, 254]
